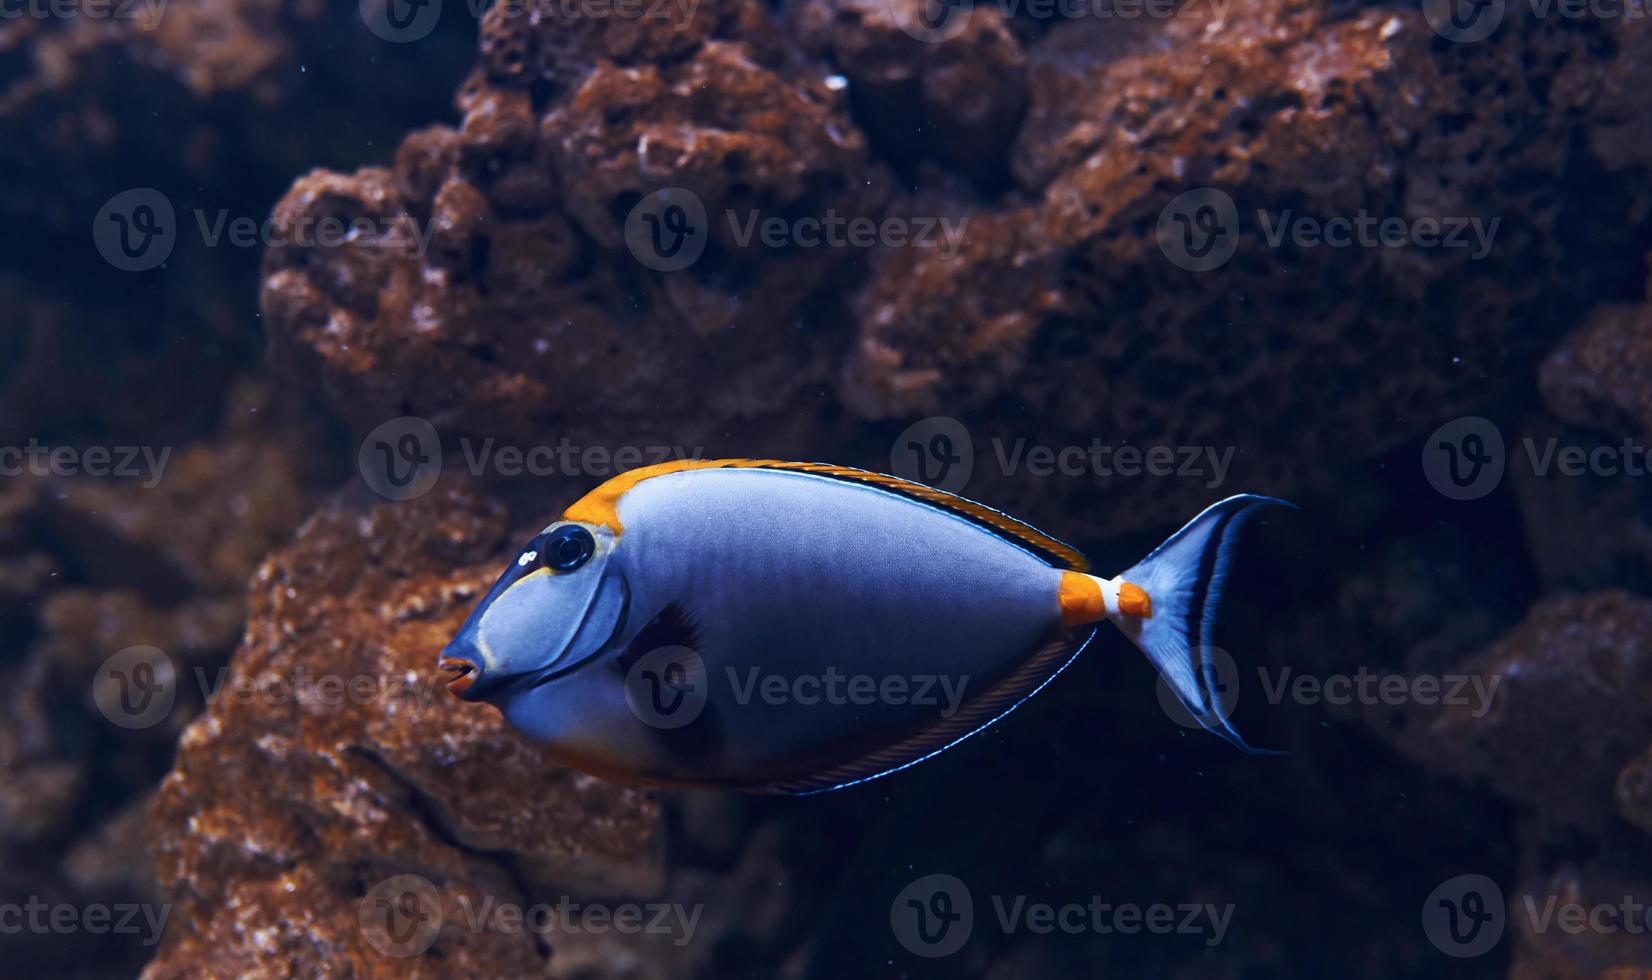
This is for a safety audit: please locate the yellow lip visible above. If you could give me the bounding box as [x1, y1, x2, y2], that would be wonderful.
[440, 658, 477, 695]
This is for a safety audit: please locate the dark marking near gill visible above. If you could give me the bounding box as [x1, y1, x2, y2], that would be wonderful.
[616, 601, 704, 673]
[612, 603, 724, 762]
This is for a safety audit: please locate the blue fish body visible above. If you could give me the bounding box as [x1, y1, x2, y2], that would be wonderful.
[439, 460, 1289, 794]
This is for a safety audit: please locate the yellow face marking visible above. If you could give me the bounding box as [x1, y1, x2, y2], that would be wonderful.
[473, 567, 561, 670]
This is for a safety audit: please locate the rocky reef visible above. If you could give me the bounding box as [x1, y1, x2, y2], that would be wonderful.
[144, 478, 660, 976]
[2, 0, 1651, 975]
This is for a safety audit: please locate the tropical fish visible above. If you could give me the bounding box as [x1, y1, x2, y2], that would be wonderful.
[438, 459, 1290, 794]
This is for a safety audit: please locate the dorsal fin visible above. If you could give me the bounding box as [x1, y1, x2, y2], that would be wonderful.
[564, 458, 1089, 572]
[740, 462, 1091, 572]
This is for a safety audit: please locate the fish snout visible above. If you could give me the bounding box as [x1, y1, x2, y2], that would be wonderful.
[438, 651, 482, 699]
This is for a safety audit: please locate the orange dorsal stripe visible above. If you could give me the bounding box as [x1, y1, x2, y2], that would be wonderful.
[562, 458, 762, 532]
[562, 458, 1090, 572]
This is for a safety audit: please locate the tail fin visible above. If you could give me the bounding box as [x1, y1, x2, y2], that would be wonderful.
[1115, 494, 1294, 753]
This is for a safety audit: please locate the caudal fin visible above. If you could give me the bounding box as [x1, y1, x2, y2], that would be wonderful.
[1115, 494, 1294, 753]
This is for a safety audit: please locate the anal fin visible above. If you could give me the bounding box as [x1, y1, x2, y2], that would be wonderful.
[755, 627, 1096, 795]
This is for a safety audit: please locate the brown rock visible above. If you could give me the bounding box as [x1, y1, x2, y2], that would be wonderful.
[787, 0, 1029, 180]
[1619, 748, 1652, 836]
[37, 377, 321, 594]
[841, 2, 1652, 534]
[0, 277, 233, 452]
[143, 476, 661, 977]
[0, 371, 333, 975]
[1512, 868, 1652, 978]
[1542, 301, 1652, 439]
[475, 0, 757, 93]
[263, 2, 882, 450]
[64, 796, 159, 899]
[77, 0, 1652, 974]
[1511, 411, 1652, 595]
[1384, 592, 1652, 831]
[0, 1, 474, 248]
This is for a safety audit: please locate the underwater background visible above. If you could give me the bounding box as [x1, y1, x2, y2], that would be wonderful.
[2, 0, 1652, 976]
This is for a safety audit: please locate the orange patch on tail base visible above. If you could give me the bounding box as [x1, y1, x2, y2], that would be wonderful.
[1118, 581, 1152, 617]
[1059, 572, 1107, 626]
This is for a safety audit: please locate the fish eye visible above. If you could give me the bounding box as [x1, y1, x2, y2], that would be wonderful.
[542, 525, 595, 571]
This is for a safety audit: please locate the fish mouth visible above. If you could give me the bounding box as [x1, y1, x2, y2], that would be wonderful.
[440, 658, 478, 696]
